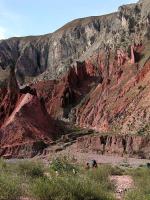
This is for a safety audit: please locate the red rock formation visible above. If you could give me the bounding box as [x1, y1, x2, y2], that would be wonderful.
[0, 69, 58, 158]
[76, 135, 150, 159]
[0, 42, 150, 158]
[130, 45, 135, 64]
[0, 93, 58, 158]
[73, 45, 150, 135]
[117, 49, 127, 66]
[0, 68, 20, 127]
[43, 61, 101, 119]
[0, 0, 150, 159]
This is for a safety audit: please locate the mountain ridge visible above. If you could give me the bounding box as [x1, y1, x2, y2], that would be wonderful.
[1, 0, 149, 86]
[0, 0, 150, 158]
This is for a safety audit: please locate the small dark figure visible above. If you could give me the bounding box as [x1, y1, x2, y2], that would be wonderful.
[85, 160, 98, 169]
[85, 162, 90, 170]
[91, 159, 98, 168]
[88, 160, 98, 168]
[73, 169, 77, 174]
[147, 163, 150, 168]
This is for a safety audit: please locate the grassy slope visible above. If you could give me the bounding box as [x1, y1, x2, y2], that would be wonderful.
[0, 158, 150, 200]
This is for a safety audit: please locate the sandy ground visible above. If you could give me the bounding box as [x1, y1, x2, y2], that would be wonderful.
[110, 175, 134, 200]
[50, 143, 150, 168]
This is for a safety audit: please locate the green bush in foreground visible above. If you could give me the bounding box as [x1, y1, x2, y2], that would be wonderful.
[0, 173, 21, 200]
[86, 166, 113, 191]
[17, 160, 44, 178]
[30, 175, 115, 200]
[2, 158, 150, 200]
[125, 190, 150, 200]
[50, 156, 78, 174]
[125, 167, 150, 200]
[0, 158, 7, 172]
[29, 162, 116, 200]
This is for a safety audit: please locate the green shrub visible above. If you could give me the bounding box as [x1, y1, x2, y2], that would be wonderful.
[0, 173, 21, 200]
[29, 177, 60, 200]
[86, 165, 114, 191]
[17, 160, 44, 178]
[125, 190, 150, 200]
[50, 156, 78, 174]
[125, 167, 150, 200]
[30, 175, 115, 200]
[109, 166, 124, 176]
[0, 158, 7, 172]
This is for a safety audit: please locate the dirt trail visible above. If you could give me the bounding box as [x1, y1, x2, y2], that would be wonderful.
[110, 175, 134, 200]
[48, 143, 150, 168]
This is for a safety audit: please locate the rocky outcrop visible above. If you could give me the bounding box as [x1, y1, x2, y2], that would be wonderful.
[0, 0, 150, 86]
[0, 69, 59, 158]
[0, 0, 150, 158]
[32, 60, 101, 120]
[72, 43, 150, 134]
[77, 135, 150, 159]
[27, 42, 150, 136]
[0, 67, 20, 126]
[0, 93, 58, 158]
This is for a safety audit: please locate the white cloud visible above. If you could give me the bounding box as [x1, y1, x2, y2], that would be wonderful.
[0, 26, 6, 39]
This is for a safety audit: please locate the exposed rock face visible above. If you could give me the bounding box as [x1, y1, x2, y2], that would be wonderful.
[0, 94, 57, 158]
[77, 134, 150, 159]
[28, 43, 150, 136]
[44, 61, 101, 119]
[25, 59, 101, 123]
[0, 0, 150, 158]
[0, 67, 20, 126]
[74, 50, 150, 134]
[0, 0, 150, 85]
[0, 69, 58, 158]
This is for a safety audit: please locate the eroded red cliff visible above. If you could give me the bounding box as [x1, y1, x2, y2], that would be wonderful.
[0, 69, 58, 158]
[77, 134, 150, 159]
[0, 3, 150, 159]
[73, 44, 150, 135]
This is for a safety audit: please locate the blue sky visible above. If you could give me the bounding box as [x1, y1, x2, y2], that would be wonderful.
[0, 0, 137, 39]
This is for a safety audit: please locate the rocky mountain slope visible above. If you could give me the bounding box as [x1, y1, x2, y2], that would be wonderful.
[0, 0, 150, 158]
[0, 0, 149, 85]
